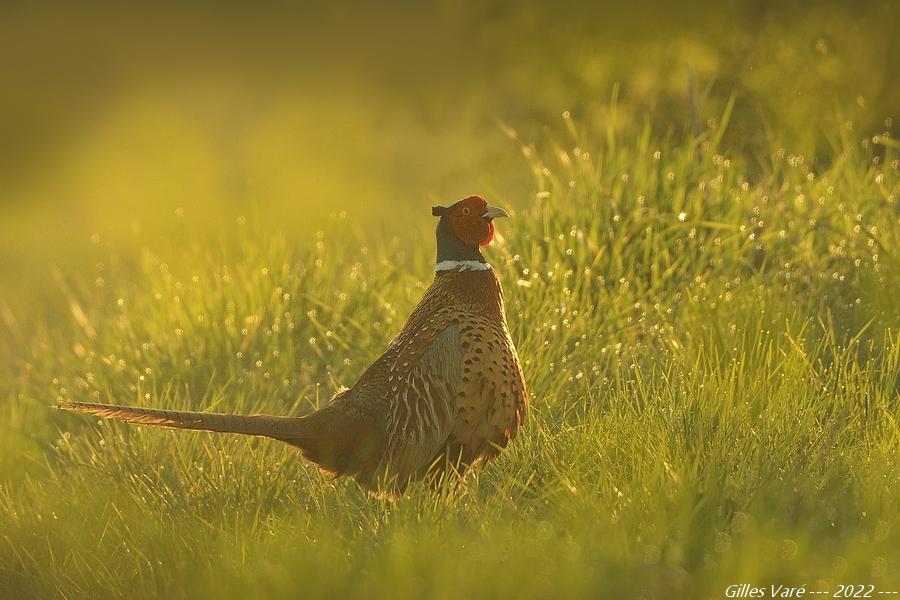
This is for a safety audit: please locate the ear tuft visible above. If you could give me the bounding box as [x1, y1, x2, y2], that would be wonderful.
[432, 205, 448, 217]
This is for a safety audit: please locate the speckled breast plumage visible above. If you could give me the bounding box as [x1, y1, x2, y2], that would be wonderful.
[340, 267, 528, 487]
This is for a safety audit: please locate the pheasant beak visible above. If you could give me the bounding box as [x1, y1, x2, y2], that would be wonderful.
[482, 205, 510, 220]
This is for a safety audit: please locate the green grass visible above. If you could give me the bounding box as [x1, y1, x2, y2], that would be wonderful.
[2, 109, 899, 598]
[2, 3, 900, 597]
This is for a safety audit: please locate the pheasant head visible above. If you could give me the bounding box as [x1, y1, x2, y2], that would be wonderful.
[432, 195, 509, 270]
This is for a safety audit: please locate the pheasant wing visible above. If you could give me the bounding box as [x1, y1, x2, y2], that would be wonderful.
[377, 319, 463, 483]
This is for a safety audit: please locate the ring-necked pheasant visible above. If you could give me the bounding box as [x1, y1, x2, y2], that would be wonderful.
[61, 195, 528, 491]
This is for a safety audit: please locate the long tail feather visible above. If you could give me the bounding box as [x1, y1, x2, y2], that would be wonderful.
[59, 397, 382, 479]
[57, 401, 310, 440]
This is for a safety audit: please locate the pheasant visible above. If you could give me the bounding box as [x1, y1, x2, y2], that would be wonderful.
[61, 195, 528, 491]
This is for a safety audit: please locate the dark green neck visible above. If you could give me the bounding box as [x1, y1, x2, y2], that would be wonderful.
[435, 218, 486, 264]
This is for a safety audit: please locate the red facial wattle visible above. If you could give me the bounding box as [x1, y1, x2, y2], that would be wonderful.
[479, 221, 495, 247]
[437, 195, 507, 249]
[450, 209, 493, 247]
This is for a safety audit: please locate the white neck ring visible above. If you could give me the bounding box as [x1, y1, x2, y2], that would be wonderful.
[435, 260, 491, 272]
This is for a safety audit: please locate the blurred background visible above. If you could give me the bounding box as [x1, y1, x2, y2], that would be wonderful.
[1, 6, 899, 595]
[1, 0, 898, 324]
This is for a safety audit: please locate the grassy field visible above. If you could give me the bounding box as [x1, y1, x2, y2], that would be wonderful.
[2, 3, 899, 599]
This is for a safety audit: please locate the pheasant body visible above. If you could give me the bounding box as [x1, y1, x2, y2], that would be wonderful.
[62, 195, 527, 491]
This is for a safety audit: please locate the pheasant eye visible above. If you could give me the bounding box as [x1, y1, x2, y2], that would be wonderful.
[462, 207, 470, 215]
